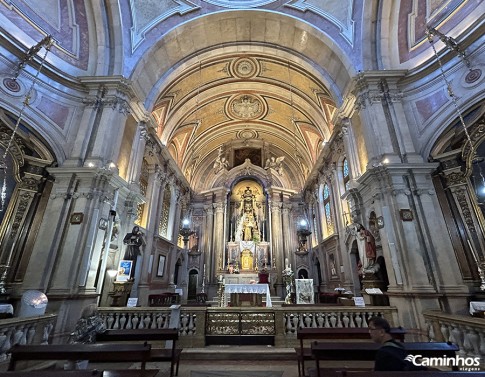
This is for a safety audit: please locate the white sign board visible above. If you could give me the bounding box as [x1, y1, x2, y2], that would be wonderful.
[127, 298, 138, 307]
[353, 297, 365, 307]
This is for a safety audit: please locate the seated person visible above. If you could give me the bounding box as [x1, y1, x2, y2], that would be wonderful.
[368, 316, 426, 371]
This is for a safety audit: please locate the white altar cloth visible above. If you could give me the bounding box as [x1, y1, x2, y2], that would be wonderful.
[469, 301, 485, 315]
[225, 283, 272, 307]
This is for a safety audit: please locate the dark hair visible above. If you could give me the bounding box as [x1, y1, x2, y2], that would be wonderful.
[368, 316, 391, 333]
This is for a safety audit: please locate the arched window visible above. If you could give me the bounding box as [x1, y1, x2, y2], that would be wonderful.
[323, 183, 334, 235]
[159, 185, 171, 238]
[343, 157, 350, 191]
[135, 158, 148, 226]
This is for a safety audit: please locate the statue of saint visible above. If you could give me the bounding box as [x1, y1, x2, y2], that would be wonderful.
[242, 215, 255, 241]
[123, 226, 145, 278]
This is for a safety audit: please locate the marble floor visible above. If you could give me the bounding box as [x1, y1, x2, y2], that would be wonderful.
[90, 345, 373, 377]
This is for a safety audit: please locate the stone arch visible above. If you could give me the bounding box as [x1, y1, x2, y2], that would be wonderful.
[129, 11, 355, 108]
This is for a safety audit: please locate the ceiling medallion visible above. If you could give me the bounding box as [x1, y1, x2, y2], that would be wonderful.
[465, 68, 482, 84]
[227, 94, 266, 120]
[231, 57, 259, 79]
[0, 76, 24, 97]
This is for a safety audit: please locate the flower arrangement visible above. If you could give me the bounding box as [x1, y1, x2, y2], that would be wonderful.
[282, 266, 294, 304]
[282, 266, 294, 280]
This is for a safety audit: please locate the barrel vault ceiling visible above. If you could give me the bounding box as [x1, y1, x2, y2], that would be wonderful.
[151, 51, 337, 192]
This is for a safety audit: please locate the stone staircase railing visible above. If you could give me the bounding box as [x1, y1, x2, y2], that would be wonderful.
[424, 309, 485, 367]
[0, 314, 57, 363]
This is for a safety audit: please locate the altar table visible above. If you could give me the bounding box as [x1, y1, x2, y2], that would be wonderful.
[225, 283, 272, 307]
[469, 301, 485, 316]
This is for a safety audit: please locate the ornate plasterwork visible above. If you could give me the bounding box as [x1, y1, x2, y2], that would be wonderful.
[285, 0, 355, 45]
[227, 94, 266, 120]
[202, 0, 276, 8]
[129, 0, 199, 52]
[230, 57, 260, 78]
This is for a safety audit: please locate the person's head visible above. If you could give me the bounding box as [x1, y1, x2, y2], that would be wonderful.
[132, 226, 140, 234]
[368, 316, 392, 343]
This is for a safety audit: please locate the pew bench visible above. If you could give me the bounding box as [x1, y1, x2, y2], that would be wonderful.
[307, 371, 485, 377]
[309, 341, 459, 377]
[96, 328, 181, 377]
[296, 327, 406, 377]
[8, 343, 152, 373]
[0, 371, 159, 377]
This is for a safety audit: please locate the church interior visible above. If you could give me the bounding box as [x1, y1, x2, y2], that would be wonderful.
[0, 0, 485, 374]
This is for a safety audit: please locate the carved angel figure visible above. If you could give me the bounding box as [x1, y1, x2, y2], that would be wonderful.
[213, 146, 229, 173]
[264, 156, 285, 176]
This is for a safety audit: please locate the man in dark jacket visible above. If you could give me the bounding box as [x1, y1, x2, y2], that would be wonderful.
[368, 316, 426, 371]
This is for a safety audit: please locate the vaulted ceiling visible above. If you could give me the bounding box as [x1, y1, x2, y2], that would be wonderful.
[152, 50, 337, 192]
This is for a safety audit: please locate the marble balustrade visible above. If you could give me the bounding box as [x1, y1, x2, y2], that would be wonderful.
[98, 306, 399, 348]
[424, 310, 485, 368]
[0, 314, 57, 363]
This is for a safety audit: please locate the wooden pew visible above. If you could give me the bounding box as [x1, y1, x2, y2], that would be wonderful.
[96, 328, 181, 377]
[0, 371, 158, 377]
[310, 341, 459, 377]
[296, 327, 406, 377]
[8, 343, 152, 373]
[309, 372, 485, 377]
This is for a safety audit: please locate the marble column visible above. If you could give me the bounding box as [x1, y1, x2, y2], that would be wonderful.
[125, 122, 148, 184]
[202, 204, 214, 282]
[212, 202, 225, 273]
[270, 200, 283, 292]
[137, 166, 164, 303]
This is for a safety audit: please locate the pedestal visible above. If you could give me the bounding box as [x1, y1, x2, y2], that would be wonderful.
[361, 274, 389, 306]
[109, 281, 134, 307]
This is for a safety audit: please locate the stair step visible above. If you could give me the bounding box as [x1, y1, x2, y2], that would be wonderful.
[181, 346, 296, 361]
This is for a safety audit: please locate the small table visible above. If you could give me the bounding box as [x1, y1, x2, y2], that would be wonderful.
[469, 301, 485, 316]
[0, 304, 13, 318]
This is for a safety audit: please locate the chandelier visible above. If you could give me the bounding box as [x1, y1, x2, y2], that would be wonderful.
[0, 35, 53, 294]
[426, 26, 485, 290]
[0, 35, 53, 212]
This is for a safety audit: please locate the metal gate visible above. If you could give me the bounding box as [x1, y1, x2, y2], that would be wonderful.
[205, 310, 275, 346]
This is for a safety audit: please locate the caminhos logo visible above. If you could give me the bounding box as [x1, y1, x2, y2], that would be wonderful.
[406, 354, 481, 371]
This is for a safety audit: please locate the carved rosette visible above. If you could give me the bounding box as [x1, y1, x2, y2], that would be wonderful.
[230, 57, 260, 79]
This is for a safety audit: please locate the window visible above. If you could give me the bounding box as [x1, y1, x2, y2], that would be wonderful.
[135, 159, 148, 226]
[343, 157, 350, 191]
[159, 185, 171, 237]
[323, 183, 334, 235]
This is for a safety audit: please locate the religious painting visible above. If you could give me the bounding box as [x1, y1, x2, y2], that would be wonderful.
[233, 148, 262, 167]
[116, 260, 133, 282]
[157, 255, 166, 277]
[295, 279, 314, 304]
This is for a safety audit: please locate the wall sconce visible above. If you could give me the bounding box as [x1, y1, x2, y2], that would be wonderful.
[179, 218, 194, 248]
[296, 218, 312, 253]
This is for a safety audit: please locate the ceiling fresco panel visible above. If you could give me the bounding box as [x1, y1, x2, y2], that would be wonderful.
[129, 0, 199, 52]
[285, 0, 354, 46]
[1, 0, 89, 70]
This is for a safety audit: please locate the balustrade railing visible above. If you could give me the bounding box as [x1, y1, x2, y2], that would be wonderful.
[98, 306, 398, 348]
[0, 314, 57, 362]
[424, 309, 485, 367]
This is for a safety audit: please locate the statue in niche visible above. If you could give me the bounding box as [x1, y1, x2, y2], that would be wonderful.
[242, 214, 256, 241]
[238, 187, 260, 242]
